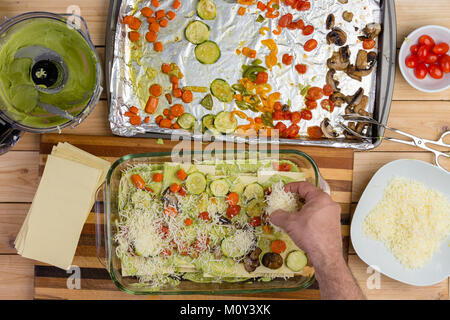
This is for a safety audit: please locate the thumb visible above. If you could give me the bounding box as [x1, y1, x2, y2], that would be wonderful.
[269, 210, 291, 229]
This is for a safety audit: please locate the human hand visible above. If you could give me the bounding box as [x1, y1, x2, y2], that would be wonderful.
[269, 181, 343, 265]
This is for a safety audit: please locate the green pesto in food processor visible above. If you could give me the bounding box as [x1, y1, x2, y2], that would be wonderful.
[0, 17, 98, 128]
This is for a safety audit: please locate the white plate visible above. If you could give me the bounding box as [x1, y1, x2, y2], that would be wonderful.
[399, 25, 450, 93]
[350, 159, 450, 286]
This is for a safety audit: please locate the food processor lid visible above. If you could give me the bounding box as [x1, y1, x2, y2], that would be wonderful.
[0, 11, 103, 134]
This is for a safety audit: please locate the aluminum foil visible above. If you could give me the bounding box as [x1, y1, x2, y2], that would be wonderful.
[109, 0, 381, 148]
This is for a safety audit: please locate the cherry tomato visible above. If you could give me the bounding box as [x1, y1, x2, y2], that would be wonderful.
[302, 25, 314, 36]
[273, 102, 283, 112]
[297, 0, 311, 11]
[428, 64, 444, 79]
[290, 111, 301, 124]
[285, 124, 300, 138]
[323, 84, 334, 96]
[410, 44, 419, 55]
[284, 0, 296, 6]
[295, 63, 308, 74]
[405, 54, 419, 69]
[432, 42, 449, 56]
[320, 99, 335, 112]
[307, 126, 323, 138]
[249, 217, 262, 227]
[300, 109, 313, 120]
[363, 39, 376, 50]
[417, 45, 429, 62]
[274, 122, 287, 134]
[282, 53, 294, 65]
[438, 54, 450, 73]
[255, 71, 269, 84]
[226, 205, 241, 219]
[306, 86, 323, 100]
[305, 99, 317, 110]
[424, 52, 439, 64]
[304, 39, 318, 52]
[278, 13, 293, 28]
[294, 19, 305, 30]
[418, 35, 435, 48]
[414, 62, 428, 79]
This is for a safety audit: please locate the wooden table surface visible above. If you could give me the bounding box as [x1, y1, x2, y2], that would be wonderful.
[0, 0, 449, 300]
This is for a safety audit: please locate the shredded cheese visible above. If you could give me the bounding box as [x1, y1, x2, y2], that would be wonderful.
[266, 182, 299, 215]
[363, 177, 450, 269]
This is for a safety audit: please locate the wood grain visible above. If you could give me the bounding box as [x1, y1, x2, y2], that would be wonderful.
[0, 151, 39, 203]
[0, 203, 29, 254]
[347, 255, 449, 300]
[0, 256, 34, 300]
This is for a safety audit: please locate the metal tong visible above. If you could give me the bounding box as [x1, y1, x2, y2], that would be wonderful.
[338, 114, 450, 172]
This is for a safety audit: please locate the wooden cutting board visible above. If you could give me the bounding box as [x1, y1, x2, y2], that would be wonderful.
[34, 133, 354, 300]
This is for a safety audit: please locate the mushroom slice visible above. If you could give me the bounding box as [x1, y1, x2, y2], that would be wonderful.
[346, 65, 362, 81]
[161, 187, 178, 208]
[363, 23, 382, 39]
[355, 50, 369, 70]
[343, 122, 359, 140]
[326, 69, 340, 92]
[243, 247, 262, 273]
[321, 118, 339, 139]
[262, 252, 283, 270]
[327, 46, 350, 71]
[347, 87, 364, 106]
[354, 95, 369, 115]
[342, 11, 354, 22]
[327, 27, 348, 46]
[338, 0, 348, 3]
[249, 247, 262, 261]
[330, 92, 347, 107]
[326, 14, 335, 30]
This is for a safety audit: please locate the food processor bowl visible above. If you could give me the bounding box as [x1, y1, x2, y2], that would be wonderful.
[0, 12, 102, 155]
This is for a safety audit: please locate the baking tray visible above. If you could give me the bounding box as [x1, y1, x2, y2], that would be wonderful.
[105, 0, 396, 150]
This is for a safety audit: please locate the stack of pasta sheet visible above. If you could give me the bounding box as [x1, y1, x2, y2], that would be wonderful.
[15, 143, 110, 270]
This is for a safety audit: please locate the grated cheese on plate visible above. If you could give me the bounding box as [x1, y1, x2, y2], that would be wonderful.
[363, 177, 450, 269]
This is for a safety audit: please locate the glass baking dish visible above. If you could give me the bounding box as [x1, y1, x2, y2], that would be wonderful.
[95, 149, 326, 295]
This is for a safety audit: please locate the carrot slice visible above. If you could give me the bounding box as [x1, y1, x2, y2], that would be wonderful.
[123, 15, 134, 25]
[170, 104, 184, 117]
[172, 122, 180, 129]
[128, 31, 140, 42]
[170, 183, 181, 193]
[271, 240, 287, 254]
[154, 41, 163, 52]
[155, 10, 165, 20]
[147, 17, 157, 25]
[153, 173, 163, 182]
[152, 0, 160, 8]
[140, 7, 154, 18]
[172, 0, 181, 9]
[165, 93, 173, 104]
[226, 192, 239, 206]
[166, 11, 176, 20]
[145, 31, 157, 42]
[145, 96, 159, 114]
[172, 88, 182, 98]
[159, 18, 168, 27]
[144, 116, 150, 123]
[238, 7, 246, 15]
[181, 90, 193, 103]
[129, 106, 139, 114]
[129, 17, 142, 30]
[131, 174, 146, 189]
[149, 22, 160, 33]
[155, 115, 163, 125]
[176, 169, 187, 181]
[150, 84, 163, 97]
[159, 118, 172, 128]
[129, 115, 141, 125]
[161, 63, 171, 73]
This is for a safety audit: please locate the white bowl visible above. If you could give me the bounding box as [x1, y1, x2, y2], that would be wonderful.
[399, 25, 450, 93]
[350, 159, 450, 286]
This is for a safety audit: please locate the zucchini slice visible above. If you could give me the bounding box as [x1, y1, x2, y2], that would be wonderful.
[195, 41, 221, 64]
[186, 172, 207, 195]
[201, 114, 219, 134]
[214, 111, 237, 134]
[200, 93, 213, 110]
[177, 113, 196, 130]
[210, 79, 234, 103]
[197, 0, 217, 20]
[246, 198, 266, 217]
[210, 179, 229, 197]
[221, 231, 254, 258]
[243, 183, 265, 201]
[286, 250, 308, 272]
[185, 20, 210, 45]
